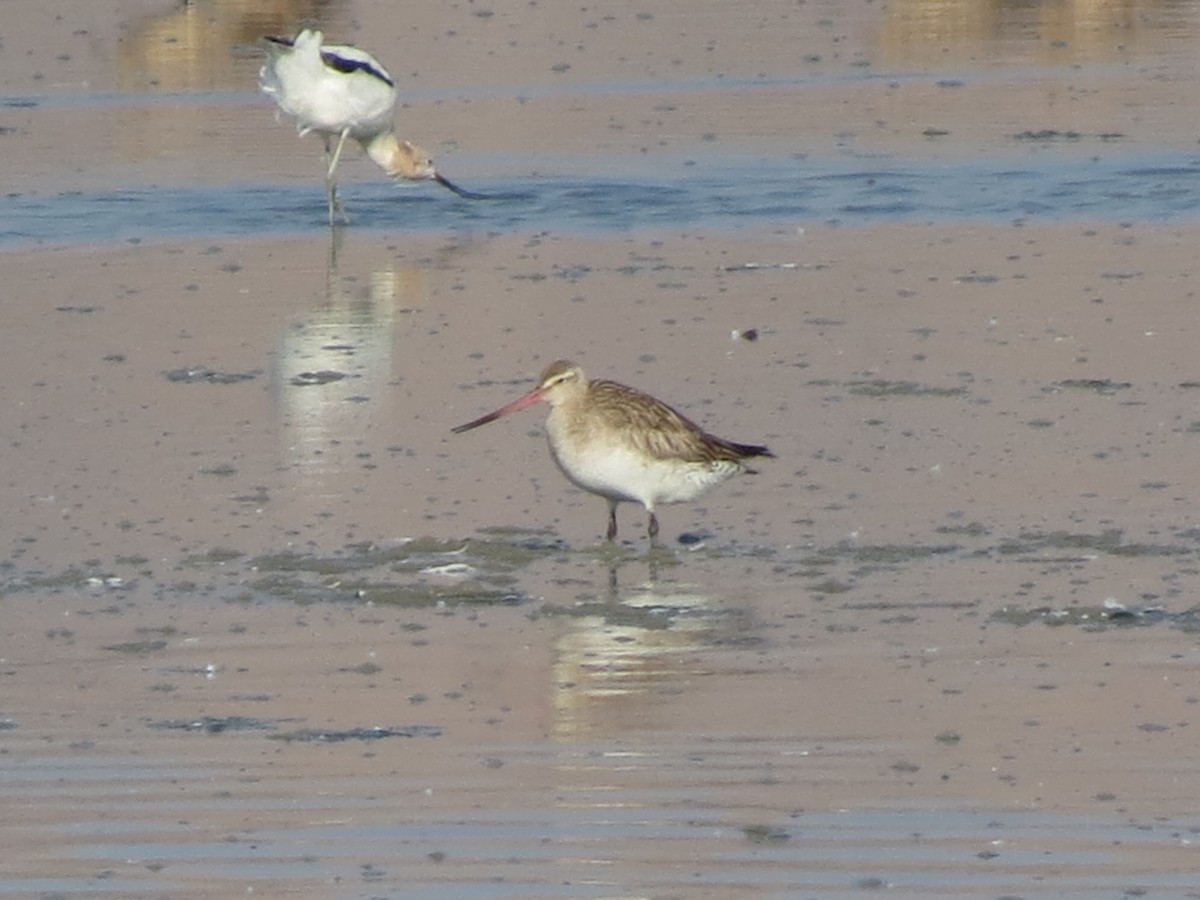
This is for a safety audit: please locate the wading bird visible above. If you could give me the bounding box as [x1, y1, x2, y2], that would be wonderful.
[452, 360, 774, 542]
[260, 29, 488, 225]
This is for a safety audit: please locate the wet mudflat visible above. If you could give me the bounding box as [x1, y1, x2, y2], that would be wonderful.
[6, 0, 1200, 897]
[4, 528, 1200, 899]
[3, 535, 1200, 898]
[5, 225, 1200, 898]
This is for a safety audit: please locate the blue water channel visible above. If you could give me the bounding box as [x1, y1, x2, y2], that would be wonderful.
[4, 150, 1200, 248]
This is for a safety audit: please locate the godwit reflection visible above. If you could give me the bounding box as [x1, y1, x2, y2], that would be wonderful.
[551, 563, 732, 740]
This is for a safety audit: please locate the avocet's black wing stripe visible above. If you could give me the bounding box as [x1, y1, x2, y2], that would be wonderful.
[318, 50, 395, 88]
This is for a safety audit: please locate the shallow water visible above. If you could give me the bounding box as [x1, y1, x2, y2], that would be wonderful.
[8, 749, 1197, 899]
[7, 148, 1200, 247]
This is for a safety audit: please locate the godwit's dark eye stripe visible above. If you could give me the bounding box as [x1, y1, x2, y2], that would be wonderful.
[319, 50, 395, 88]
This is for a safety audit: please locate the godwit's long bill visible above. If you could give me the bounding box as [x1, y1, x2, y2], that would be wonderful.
[259, 30, 490, 225]
[452, 360, 774, 542]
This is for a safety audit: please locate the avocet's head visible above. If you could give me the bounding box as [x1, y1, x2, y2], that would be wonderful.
[362, 134, 437, 181]
[364, 134, 492, 199]
[390, 140, 439, 180]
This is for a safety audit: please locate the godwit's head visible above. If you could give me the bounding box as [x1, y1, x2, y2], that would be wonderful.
[451, 360, 585, 434]
[534, 360, 587, 407]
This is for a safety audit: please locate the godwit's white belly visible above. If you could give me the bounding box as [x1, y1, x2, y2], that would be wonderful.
[548, 438, 741, 510]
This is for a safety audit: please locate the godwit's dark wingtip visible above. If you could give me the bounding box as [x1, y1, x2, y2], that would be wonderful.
[728, 441, 775, 460]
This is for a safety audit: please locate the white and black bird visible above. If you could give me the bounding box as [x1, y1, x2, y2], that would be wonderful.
[260, 29, 488, 224]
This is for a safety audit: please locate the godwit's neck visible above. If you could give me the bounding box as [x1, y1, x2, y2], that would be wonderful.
[558, 382, 590, 411]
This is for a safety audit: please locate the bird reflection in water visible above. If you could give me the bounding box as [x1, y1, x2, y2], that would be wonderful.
[550, 560, 731, 740]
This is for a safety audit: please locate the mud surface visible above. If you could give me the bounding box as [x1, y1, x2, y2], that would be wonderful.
[4, 1, 1200, 898]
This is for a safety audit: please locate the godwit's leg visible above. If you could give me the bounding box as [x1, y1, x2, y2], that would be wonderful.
[606, 499, 619, 542]
[323, 129, 351, 226]
[647, 511, 660, 542]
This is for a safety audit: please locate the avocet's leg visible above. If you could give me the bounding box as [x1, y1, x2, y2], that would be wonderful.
[647, 510, 660, 543]
[323, 129, 351, 226]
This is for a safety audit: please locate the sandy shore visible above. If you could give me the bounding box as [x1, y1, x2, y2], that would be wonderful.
[4, 1, 1200, 897]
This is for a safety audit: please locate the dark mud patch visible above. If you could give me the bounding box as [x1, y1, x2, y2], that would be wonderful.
[990, 601, 1200, 632]
[538, 595, 731, 631]
[742, 823, 792, 844]
[846, 542, 961, 568]
[269, 725, 443, 743]
[1045, 378, 1133, 395]
[5, 525, 1199, 635]
[1011, 129, 1126, 143]
[995, 528, 1193, 559]
[774, 540, 966, 586]
[831, 379, 971, 398]
[290, 369, 352, 386]
[0, 529, 699, 611]
[163, 366, 261, 385]
[771, 525, 1200, 624]
[5, 565, 138, 594]
[240, 534, 562, 607]
[102, 638, 169, 654]
[181, 547, 245, 567]
[147, 715, 281, 734]
[145, 718, 441, 741]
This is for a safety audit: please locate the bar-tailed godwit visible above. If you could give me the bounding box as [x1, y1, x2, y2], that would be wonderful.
[259, 29, 488, 225]
[452, 360, 774, 542]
